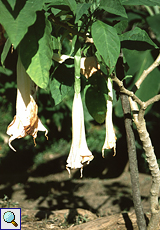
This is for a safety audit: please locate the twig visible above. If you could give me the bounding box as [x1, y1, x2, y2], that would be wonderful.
[135, 52, 160, 90]
[111, 73, 143, 106]
[111, 73, 160, 111]
[145, 94, 160, 108]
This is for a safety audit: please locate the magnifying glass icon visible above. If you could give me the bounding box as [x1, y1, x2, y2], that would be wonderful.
[3, 211, 18, 227]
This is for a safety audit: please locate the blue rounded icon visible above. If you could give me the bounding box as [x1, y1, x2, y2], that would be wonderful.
[3, 211, 15, 223]
[3, 211, 18, 227]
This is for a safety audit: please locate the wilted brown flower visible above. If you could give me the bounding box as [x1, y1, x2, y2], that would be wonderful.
[7, 55, 48, 151]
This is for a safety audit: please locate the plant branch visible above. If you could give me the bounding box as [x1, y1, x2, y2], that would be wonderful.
[116, 57, 147, 229]
[111, 73, 143, 106]
[145, 94, 160, 108]
[129, 97, 160, 230]
[120, 93, 147, 230]
[113, 64, 160, 229]
[112, 73, 160, 112]
[135, 52, 160, 90]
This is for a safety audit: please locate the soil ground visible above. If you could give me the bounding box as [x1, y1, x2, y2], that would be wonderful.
[0, 152, 157, 229]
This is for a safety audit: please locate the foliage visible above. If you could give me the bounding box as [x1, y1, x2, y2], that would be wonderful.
[0, 0, 159, 121]
[1, 1, 160, 229]
[0, 3, 158, 97]
[0, 0, 160, 163]
[0, 0, 160, 171]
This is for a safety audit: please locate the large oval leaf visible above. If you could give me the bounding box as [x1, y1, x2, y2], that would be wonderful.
[20, 12, 53, 89]
[0, 0, 43, 48]
[100, 0, 127, 18]
[50, 63, 74, 105]
[75, 3, 91, 23]
[85, 86, 107, 124]
[119, 27, 158, 50]
[91, 20, 120, 71]
[147, 14, 160, 43]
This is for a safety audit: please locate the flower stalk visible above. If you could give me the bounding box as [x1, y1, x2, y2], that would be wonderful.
[6, 55, 48, 151]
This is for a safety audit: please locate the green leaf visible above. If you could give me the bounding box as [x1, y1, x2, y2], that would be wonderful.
[0, 66, 12, 76]
[92, 20, 120, 71]
[52, 36, 61, 50]
[87, 73, 108, 95]
[100, 0, 127, 18]
[75, 3, 91, 23]
[85, 86, 107, 124]
[121, 0, 160, 6]
[45, 0, 77, 14]
[64, 0, 77, 14]
[147, 14, 160, 43]
[0, 0, 43, 48]
[127, 11, 147, 22]
[20, 12, 53, 89]
[85, 73, 108, 123]
[114, 20, 128, 35]
[115, 50, 160, 117]
[125, 50, 160, 111]
[7, 0, 16, 10]
[1, 38, 12, 66]
[69, 35, 77, 56]
[119, 27, 158, 50]
[51, 8, 61, 15]
[126, 50, 160, 101]
[50, 63, 74, 105]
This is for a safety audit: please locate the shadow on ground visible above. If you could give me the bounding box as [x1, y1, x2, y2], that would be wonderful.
[0, 147, 150, 218]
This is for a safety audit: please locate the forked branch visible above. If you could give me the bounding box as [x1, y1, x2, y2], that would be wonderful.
[112, 70, 160, 229]
[129, 98, 160, 230]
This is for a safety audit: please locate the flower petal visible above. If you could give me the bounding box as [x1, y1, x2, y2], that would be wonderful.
[6, 55, 48, 151]
[102, 78, 116, 157]
[66, 92, 94, 177]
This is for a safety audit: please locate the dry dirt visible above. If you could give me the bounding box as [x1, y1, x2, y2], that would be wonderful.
[0, 152, 156, 229]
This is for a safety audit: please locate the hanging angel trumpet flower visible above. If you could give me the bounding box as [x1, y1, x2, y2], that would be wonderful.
[6, 55, 48, 151]
[66, 92, 94, 178]
[102, 78, 116, 157]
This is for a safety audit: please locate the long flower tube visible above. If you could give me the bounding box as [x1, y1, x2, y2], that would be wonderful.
[6, 55, 48, 151]
[102, 78, 116, 157]
[66, 92, 94, 178]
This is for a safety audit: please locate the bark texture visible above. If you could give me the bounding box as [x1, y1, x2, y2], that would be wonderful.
[120, 94, 147, 230]
[129, 98, 160, 230]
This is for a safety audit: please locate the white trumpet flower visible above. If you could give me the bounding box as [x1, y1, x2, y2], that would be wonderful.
[6, 55, 48, 151]
[102, 78, 116, 157]
[66, 92, 94, 177]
